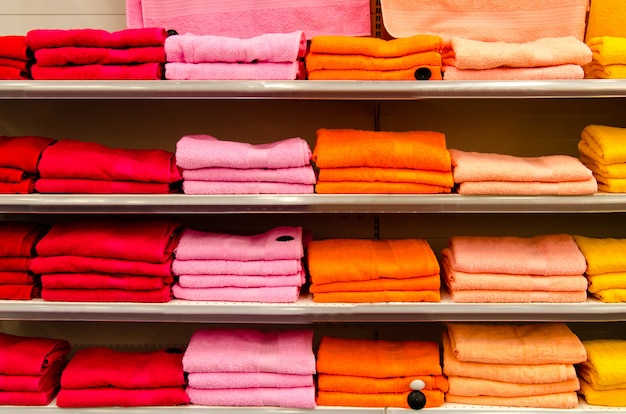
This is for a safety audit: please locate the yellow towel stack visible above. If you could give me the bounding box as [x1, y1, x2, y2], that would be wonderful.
[573, 235, 626, 302]
[578, 125, 626, 192]
[578, 340, 626, 406]
[584, 37, 626, 79]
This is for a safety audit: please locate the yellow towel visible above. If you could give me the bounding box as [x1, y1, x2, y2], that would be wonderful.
[584, 62, 626, 79]
[580, 153, 626, 178]
[591, 288, 626, 302]
[578, 340, 626, 389]
[580, 125, 626, 165]
[587, 36, 626, 66]
[592, 173, 626, 193]
[585, 0, 626, 41]
[579, 378, 626, 406]
[573, 235, 626, 275]
[309, 34, 445, 57]
[305, 51, 442, 72]
[587, 272, 626, 293]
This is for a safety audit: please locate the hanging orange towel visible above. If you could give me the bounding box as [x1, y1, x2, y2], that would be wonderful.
[314, 181, 451, 194]
[318, 374, 448, 393]
[310, 35, 445, 57]
[317, 389, 444, 408]
[306, 51, 442, 72]
[318, 166, 454, 186]
[313, 129, 451, 171]
[307, 66, 442, 80]
[445, 392, 579, 409]
[447, 376, 580, 397]
[307, 238, 440, 285]
[310, 274, 440, 293]
[311, 289, 441, 303]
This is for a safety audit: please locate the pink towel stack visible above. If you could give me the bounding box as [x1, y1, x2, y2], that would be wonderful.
[31, 219, 181, 303]
[442, 234, 588, 303]
[182, 328, 316, 408]
[444, 323, 587, 408]
[172, 226, 305, 303]
[165, 31, 306, 80]
[449, 149, 597, 195]
[175, 134, 315, 194]
[0, 332, 70, 406]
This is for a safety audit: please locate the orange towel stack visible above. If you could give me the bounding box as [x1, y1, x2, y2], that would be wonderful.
[305, 35, 443, 80]
[444, 323, 587, 409]
[316, 336, 446, 409]
[578, 125, 626, 193]
[307, 238, 440, 303]
[312, 128, 453, 194]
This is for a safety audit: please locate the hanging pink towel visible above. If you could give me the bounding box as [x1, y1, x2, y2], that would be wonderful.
[165, 61, 304, 80]
[188, 372, 313, 389]
[31, 256, 173, 277]
[172, 284, 300, 303]
[26, 28, 167, 51]
[172, 258, 302, 276]
[41, 286, 172, 303]
[56, 387, 189, 408]
[0, 332, 70, 376]
[41, 273, 172, 291]
[442, 64, 585, 80]
[125, 0, 370, 40]
[34, 46, 166, 67]
[455, 178, 597, 195]
[186, 386, 316, 408]
[182, 166, 316, 184]
[30, 62, 164, 80]
[178, 272, 304, 288]
[183, 180, 314, 194]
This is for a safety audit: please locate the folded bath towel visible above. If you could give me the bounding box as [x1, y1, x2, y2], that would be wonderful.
[310, 35, 445, 57]
[318, 374, 448, 394]
[186, 386, 315, 408]
[0, 272, 36, 285]
[178, 273, 304, 288]
[580, 125, 626, 165]
[308, 66, 443, 81]
[316, 389, 444, 408]
[176, 135, 311, 170]
[35, 178, 178, 194]
[182, 180, 313, 194]
[0, 257, 32, 272]
[0, 332, 70, 376]
[182, 166, 316, 184]
[445, 392, 579, 408]
[579, 378, 626, 407]
[447, 289, 587, 303]
[0, 389, 60, 406]
[585, 0, 626, 41]
[0, 167, 28, 183]
[591, 288, 626, 302]
[318, 167, 454, 187]
[591, 174, 626, 193]
[172, 284, 300, 303]
[447, 376, 580, 397]
[188, 372, 313, 389]
[31, 256, 173, 277]
[584, 62, 626, 79]
[165, 31, 306, 63]
[41, 286, 172, 303]
[310, 274, 440, 293]
[443, 64, 585, 80]
[578, 340, 626, 390]
[0, 58, 29, 72]
[311, 290, 441, 303]
[0, 284, 40, 300]
[0, 66, 29, 80]
[455, 177, 597, 195]
[0, 360, 65, 392]
[41, 273, 172, 291]
[0, 36, 29, 61]
[305, 51, 442, 72]
[587, 37, 626, 67]
[0, 179, 36, 194]
[34, 46, 166, 67]
[165, 61, 304, 80]
[579, 152, 626, 179]
[587, 272, 626, 293]
[573, 235, 626, 275]
[56, 387, 189, 408]
[314, 181, 451, 194]
[172, 258, 302, 276]
[0, 135, 55, 174]
[26, 28, 167, 51]
[0, 222, 48, 257]
[30, 62, 164, 80]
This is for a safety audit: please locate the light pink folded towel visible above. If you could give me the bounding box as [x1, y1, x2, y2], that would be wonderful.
[446, 234, 587, 276]
[443, 64, 584, 80]
[172, 259, 302, 276]
[182, 180, 314, 194]
[188, 372, 313, 389]
[178, 272, 305, 288]
[176, 135, 312, 170]
[183, 328, 316, 374]
[172, 284, 300, 303]
[444, 36, 591, 70]
[182, 166, 316, 184]
[175, 227, 303, 261]
[447, 289, 587, 303]
[165, 31, 306, 63]
[455, 178, 597, 195]
[186, 386, 316, 408]
[165, 61, 304, 80]
[449, 149, 593, 183]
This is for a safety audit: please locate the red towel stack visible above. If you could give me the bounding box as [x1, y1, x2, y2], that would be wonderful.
[0, 222, 49, 300]
[35, 139, 182, 194]
[0, 332, 71, 406]
[26, 27, 167, 80]
[56, 347, 189, 408]
[0, 36, 33, 79]
[31, 219, 181, 303]
[0, 135, 55, 194]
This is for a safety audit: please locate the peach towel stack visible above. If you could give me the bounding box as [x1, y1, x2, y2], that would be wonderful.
[442, 234, 588, 303]
[444, 323, 587, 408]
[573, 235, 626, 302]
[578, 125, 626, 192]
[577, 339, 626, 406]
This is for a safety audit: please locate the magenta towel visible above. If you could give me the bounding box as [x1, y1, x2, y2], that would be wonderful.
[26, 28, 167, 51]
[174, 226, 303, 261]
[0, 389, 59, 406]
[0, 333, 70, 376]
[447, 289, 587, 303]
[35, 178, 178, 194]
[176, 135, 311, 170]
[183, 180, 314, 194]
[456, 178, 597, 195]
[165, 31, 306, 63]
[34, 46, 165, 67]
[165, 61, 303, 80]
[30, 62, 164, 80]
[186, 386, 316, 408]
[188, 372, 313, 389]
[182, 166, 316, 184]
[126, 0, 370, 40]
[183, 328, 315, 375]
[41, 286, 172, 303]
[446, 234, 587, 276]
[56, 387, 189, 408]
[0, 361, 65, 392]
[172, 284, 300, 303]
[31, 256, 173, 278]
[172, 258, 302, 276]
[449, 149, 593, 183]
[443, 64, 584, 80]
[41, 273, 172, 291]
[178, 272, 304, 288]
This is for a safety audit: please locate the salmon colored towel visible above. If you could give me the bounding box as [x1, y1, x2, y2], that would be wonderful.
[313, 129, 451, 171]
[30, 62, 164, 80]
[317, 389, 444, 408]
[379, 0, 587, 42]
[455, 177, 597, 195]
[573, 235, 626, 275]
[317, 336, 442, 377]
[56, 387, 189, 408]
[312, 290, 441, 303]
[587, 37, 626, 67]
[447, 289, 586, 303]
[445, 392, 579, 409]
[34, 46, 165, 67]
[0, 222, 48, 257]
[41, 286, 172, 303]
[310, 274, 440, 293]
[447, 376, 580, 397]
[0, 332, 70, 376]
[585, 0, 626, 41]
[31, 256, 173, 277]
[310, 35, 444, 57]
[446, 234, 587, 276]
[0, 136, 55, 174]
[591, 288, 626, 302]
[318, 167, 454, 187]
[579, 378, 626, 407]
[318, 374, 448, 393]
[580, 125, 626, 165]
[307, 66, 442, 80]
[447, 323, 587, 365]
[306, 51, 442, 72]
[26, 28, 167, 51]
[584, 62, 626, 79]
[443, 64, 585, 80]
[442, 332, 577, 384]
[315, 181, 452, 194]
[587, 272, 626, 293]
[578, 340, 626, 390]
[307, 238, 439, 285]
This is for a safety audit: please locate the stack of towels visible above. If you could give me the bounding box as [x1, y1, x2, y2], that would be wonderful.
[171, 226, 306, 303]
[56, 347, 189, 408]
[31, 219, 181, 303]
[35, 139, 182, 194]
[313, 128, 454, 194]
[443, 322, 587, 408]
[175, 134, 315, 194]
[316, 336, 446, 409]
[573, 235, 626, 302]
[442, 234, 589, 303]
[0, 36, 32, 80]
[307, 238, 441, 303]
[26, 27, 167, 80]
[584, 37, 626, 79]
[442, 36, 591, 80]
[305, 35, 443, 80]
[449, 149, 597, 195]
[182, 328, 316, 408]
[0, 222, 49, 300]
[165, 31, 306, 80]
[0, 332, 70, 406]
[578, 125, 626, 193]
[577, 339, 626, 406]
[0, 135, 55, 194]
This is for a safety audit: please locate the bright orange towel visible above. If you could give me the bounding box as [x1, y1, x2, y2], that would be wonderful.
[314, 181, 452, 194]
[318, 374, 448, 393]
[307, 238, 440, 285]
[310, 35, 445, 57]
[318, 166, 454, 186]
[310, 274, 440, 293]
[448, 376, 580, 397]
[311, 289, 441, 303]
[306, 51, 442, 72]
[316, 336, 442, 377]
[445, 392, 579, 409]
[317, 389, 444, 408]
[307, 66, 442, 80]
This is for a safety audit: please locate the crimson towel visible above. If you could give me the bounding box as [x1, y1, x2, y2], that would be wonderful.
[0, 257, 32, 272]
[0, 167, 27, 183]
[0, 179, 36, 194]
[0, 36, 29, 60]
[56, 387, 189, 408]
[0, 66, 29, 80]
[0, 360, 65, 392]
[0, 284, 40, 300]
[0, 272, 36, 285]
[0, 136, 55, 174]
[26, 28, 168, 51]
[41, 273, 172, 290]
[34, 46, 166, 67]
[41, 286, 172, 303]
[35, 178, 179, 194]
[31, 256, 173, 277]
[0, 389, 59, 406]
[0, 332, 70, 376]
[0, 222, 48, 257]
[30, 62, 164, 80]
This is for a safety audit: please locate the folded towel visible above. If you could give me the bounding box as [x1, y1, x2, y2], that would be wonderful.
[573, 235, 626, 275]
[316, 389, 444, 408]
[0, 66, 29, 80]
[35, 178, 179, 194]
[587, 272, 626, 293]
[188, 372, 313, 389]
[0, 36, 29, 61]
[0, 167, 28, 183]
[447, 376, 580, 397]
[455, 177, 597, 195]
[585, 0, 626, 41]
[183, 180, 314, 194]
[308, 66, 443, 81]
[379, 0, 588, 42]
[311, 290, 440, 303]
[318, 374, 448, 393]
[0, 257, 32, 272]
[579, 153, 626, 179]
[172, 258, 302, 276]
[56, 387, 189, 408]
[31, 62, 164, 80]
[34, 46, 165, 67]
[444, 36, 591, 70]
[0, 284, 40, 300]
[306, 51, 442, 72]
[165, 61, 304, 80]
[31, 256, 173, 277]
[310, 35, 445, 57]
[0, 179, 36, 194]
[580, 125, 626, 165]
[591, 288, 626, 302]
[0, 389, 60, 406]
[182, 166, 316, 184]
[315, 181, 451, 194]
[308, 238, 439, 285]
[176, 135, 311, 170]
[443, 64, 585, 80]
[445, 392, 579, 408]
[178, 273, 304, 288]
[313, 129, 451, 171]
[0, 58, 30, 71]
[183, 328, 315, 375]
[447, 289, 587, 303]
[0, 222, 48, 257]
[0, 272, 37, 285]
[579, 378, 626, 407]
[41, 286, 172, 303]
[186, 386, 315, 408]
[165, 31, 306, 63]
[447, 323, 587, 364]
[0, 333, 70, 376]
[584, 62, 626, 79]
[592, 174, 626, 192]
[41, 273, 172, 291]
[26, 28, 167, 51]
[173, 284, 300, 303]
[311, 274, 440, 293]
[0, 360, 65, 392]
[0, 136, 55, 174]
[446, 234, 587, 276]
[587, 37, 626, 67]
[578, 340, 626, 389]
[318, 167, 454, 187]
